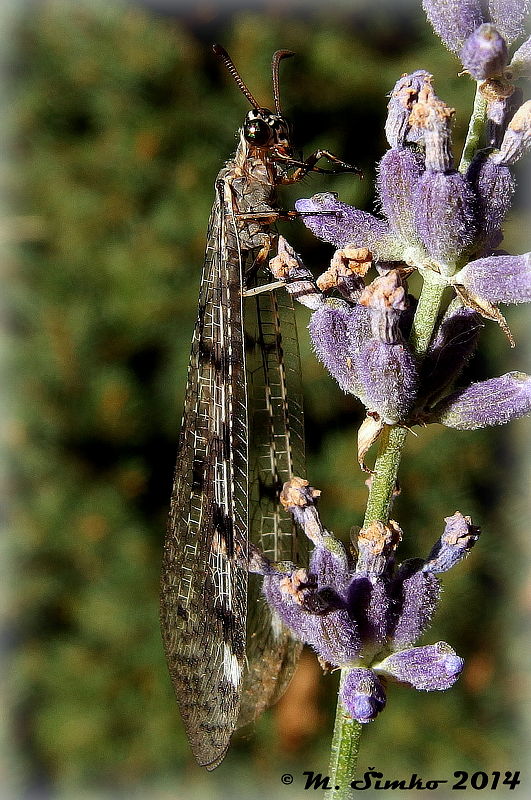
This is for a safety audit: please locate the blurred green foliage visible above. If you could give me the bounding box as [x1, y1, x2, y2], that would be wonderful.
[4, 1, 529, 797]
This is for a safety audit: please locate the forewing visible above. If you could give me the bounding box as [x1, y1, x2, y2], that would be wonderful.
[160, 185, 248, 770]
[237, 280, 308, 728]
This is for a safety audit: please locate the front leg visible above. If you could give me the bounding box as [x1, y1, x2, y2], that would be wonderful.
[272, 149, 361, 184]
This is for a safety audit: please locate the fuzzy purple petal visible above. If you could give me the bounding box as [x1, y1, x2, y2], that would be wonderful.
[295, 194, 400, 259]
[340, 668, 386, 723]
[435, 371, 531, 429]
[455, 253, 531, 303]
[422, 0, 485, 54]
[357, 339, 418, 424]
[414, 170, 477, 267]
[390, 569, 440, 648]
[460, 23, 508, 78]
[376, 642, 464, 690]
[488, 0, 529, 46]
[377, 147, 426, 244]
[308, 301, 371, 397]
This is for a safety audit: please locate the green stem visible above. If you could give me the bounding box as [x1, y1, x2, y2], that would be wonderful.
[325, 81, 488, 800]
[459, 82, 487, 173]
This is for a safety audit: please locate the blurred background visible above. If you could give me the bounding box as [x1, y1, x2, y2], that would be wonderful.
[2, 0, 530, 798]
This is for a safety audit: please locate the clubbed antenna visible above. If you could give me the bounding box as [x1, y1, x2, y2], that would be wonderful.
[271, 49, 294, 114]
[212, 43, 260, 109]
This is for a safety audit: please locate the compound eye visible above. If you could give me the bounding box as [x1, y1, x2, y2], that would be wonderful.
[244, 118, 271, 145]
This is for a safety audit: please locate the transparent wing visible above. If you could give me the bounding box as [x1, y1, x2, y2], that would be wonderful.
[237, 279, 308, 728]
[160, 185, 248, 770]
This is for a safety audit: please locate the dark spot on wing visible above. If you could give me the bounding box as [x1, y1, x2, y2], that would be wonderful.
[191, 458, 206, 493]
[212, 500, 234, 557]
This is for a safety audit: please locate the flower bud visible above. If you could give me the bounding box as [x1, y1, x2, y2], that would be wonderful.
[376, 642, 464, 690]
[460, 23, 508, 79]
[376, 147, 425, 243]
[340, 668, 386, 723]
[414, 170, 477, 267]
[434, 371, 531, 429]
[295, 193, 400, 260]
[454, 253, 531, 304]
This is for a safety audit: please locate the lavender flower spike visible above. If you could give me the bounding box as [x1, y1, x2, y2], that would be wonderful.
[460, 23, 508, 79]
[422, 0, 484, 54]
[433, 371, 531, 429]
[375, 643, 464, 691]
[453, 253, 531, 304]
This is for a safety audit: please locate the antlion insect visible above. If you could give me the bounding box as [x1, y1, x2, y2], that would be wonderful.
[160, 44, 359, 770]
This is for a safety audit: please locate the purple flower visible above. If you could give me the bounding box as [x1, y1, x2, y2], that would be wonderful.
[424, 512, 481, 573]
[433, 371, 531, 429]
[252, 480, 480, 724]
[308, 301, 371, 396]
[375, 643, 464, 691]
[461, 23, 508, 79]
[453, 252, 531, 303]
[295, 193, 399, 260]
[485, 85, 523, 149]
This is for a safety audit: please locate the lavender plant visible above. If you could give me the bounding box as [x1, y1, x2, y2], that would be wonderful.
[255, 1, 530, 795]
